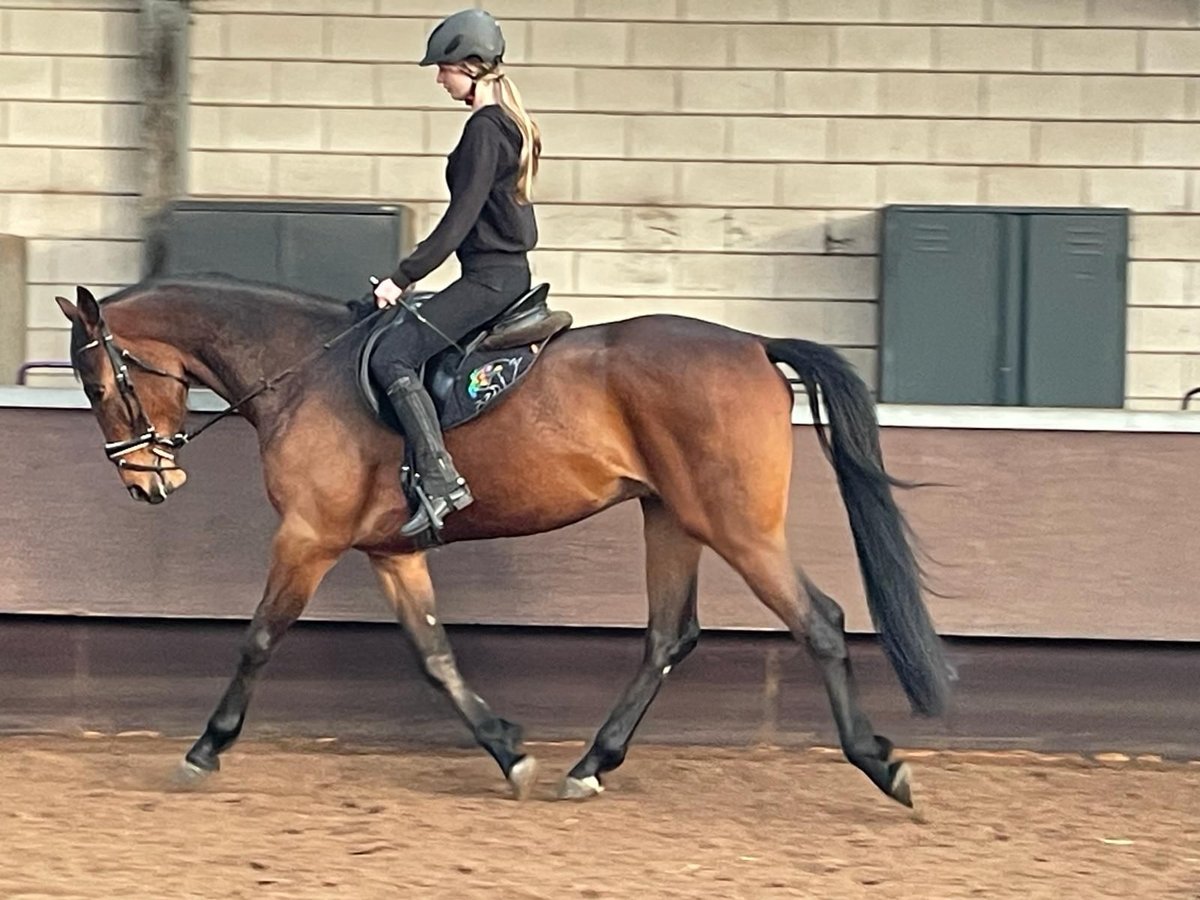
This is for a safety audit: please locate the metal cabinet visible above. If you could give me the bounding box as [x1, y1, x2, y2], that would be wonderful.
[147, 200, 412, 304]
[878, 205, 1128, 408]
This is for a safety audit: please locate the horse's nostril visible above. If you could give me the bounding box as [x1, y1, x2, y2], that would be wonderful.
[129, 484, 150, 502]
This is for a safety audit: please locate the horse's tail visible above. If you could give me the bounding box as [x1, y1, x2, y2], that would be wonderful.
[762, 338, 952, 717]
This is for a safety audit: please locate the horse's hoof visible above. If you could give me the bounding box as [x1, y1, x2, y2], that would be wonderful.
[875, 734, 895, 760]
[507, 756, 538, 801]
[557, 774, 604, 801]
[887, 761, 913, 808]
[170, 759, 214, 791]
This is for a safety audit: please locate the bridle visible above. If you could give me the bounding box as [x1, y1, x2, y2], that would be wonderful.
[80, 299, 386, 474]
[80, 312, 191, 474]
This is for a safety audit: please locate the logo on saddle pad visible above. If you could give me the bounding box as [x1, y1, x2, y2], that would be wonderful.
[467, 358, 523, 409]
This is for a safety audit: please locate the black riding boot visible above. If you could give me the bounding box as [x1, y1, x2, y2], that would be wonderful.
[385, 375, 474, 537]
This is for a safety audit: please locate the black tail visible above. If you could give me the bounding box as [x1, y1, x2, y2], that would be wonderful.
[764, 338, 952, 717]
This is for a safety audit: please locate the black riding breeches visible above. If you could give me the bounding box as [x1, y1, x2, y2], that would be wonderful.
[368, 265, 531, 389]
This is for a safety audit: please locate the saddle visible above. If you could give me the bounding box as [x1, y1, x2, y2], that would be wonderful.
[357, 282, 572, 433]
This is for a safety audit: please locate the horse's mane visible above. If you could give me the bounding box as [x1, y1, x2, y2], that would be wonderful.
[101, 274, 357, 323]
[80, 275, 362, 394]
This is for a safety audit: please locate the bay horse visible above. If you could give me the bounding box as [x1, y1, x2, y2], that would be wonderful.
[54, 278, 951, 807]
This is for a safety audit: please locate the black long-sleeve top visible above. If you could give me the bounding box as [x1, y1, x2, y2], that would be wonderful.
[392, 104, 538, 286]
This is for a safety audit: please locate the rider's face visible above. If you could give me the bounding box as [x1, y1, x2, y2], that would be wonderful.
[436, 64, 474, 102]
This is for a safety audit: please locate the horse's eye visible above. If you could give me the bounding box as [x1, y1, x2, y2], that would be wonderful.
[83, 383, 105, 403]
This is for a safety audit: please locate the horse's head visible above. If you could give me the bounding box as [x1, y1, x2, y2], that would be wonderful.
[56, 286, 191, 504]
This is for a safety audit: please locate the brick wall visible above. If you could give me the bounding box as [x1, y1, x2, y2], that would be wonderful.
[7, 0, 1200, 406]
[0, 0, 140, 381]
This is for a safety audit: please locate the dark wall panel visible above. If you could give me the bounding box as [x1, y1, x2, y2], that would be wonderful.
[156, 201, 409, 302]
[2, 408, 1198, 641]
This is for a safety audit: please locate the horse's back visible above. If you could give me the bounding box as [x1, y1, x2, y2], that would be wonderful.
[523, 312, 793, 461]
[562, 312, 762, 348]
[545, 313, 783, 398]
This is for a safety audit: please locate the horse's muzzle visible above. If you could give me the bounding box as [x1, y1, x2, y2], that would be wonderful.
[128, 483, 167, 504]
[126, 468, 186, 504]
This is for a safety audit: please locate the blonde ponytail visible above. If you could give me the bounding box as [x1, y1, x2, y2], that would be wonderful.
[466, 63, 541, 204]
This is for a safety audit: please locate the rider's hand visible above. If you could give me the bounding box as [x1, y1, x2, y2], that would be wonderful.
[374, 278, 404, 308]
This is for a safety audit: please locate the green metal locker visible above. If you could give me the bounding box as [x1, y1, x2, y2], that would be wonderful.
[1022, 214, 1127, 408]
[878, 205, 1128, 408]
[879, 208, 1018, 405]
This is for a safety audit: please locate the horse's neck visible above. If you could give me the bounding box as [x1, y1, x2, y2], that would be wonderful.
[111, 287, 342, 418]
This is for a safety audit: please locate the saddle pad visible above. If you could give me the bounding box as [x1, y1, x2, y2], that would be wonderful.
[431, 343, 544, 430]
[356, 310, 553, 432]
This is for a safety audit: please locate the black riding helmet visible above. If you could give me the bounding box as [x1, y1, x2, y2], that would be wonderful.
[420, 9, 505, 68]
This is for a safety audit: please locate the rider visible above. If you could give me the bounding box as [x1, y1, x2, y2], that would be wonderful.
[369, 8, 540, 538]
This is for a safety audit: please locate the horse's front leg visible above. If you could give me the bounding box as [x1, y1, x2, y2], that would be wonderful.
[370, 551, 537, 799]
[178, 518, 343, 781]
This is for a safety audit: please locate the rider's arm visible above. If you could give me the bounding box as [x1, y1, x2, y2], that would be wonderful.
[391, 115, 502, 287]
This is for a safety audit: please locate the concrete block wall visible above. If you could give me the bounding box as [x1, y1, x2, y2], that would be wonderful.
[0, 1, 141, 382]
[7, 0, 1200, 405]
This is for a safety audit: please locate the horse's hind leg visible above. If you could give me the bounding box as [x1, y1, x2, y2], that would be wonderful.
[725, 539, 912, 807]
[559, 497, 702, 800]
[370, 551, 536, 800]
[179, 519, 342, 781]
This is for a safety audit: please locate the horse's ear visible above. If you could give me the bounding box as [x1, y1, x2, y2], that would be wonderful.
[75, 286, 101, 328]
[55, 295, 79, 322]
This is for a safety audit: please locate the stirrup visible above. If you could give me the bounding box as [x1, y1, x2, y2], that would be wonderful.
[400, 480, 474, 537]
